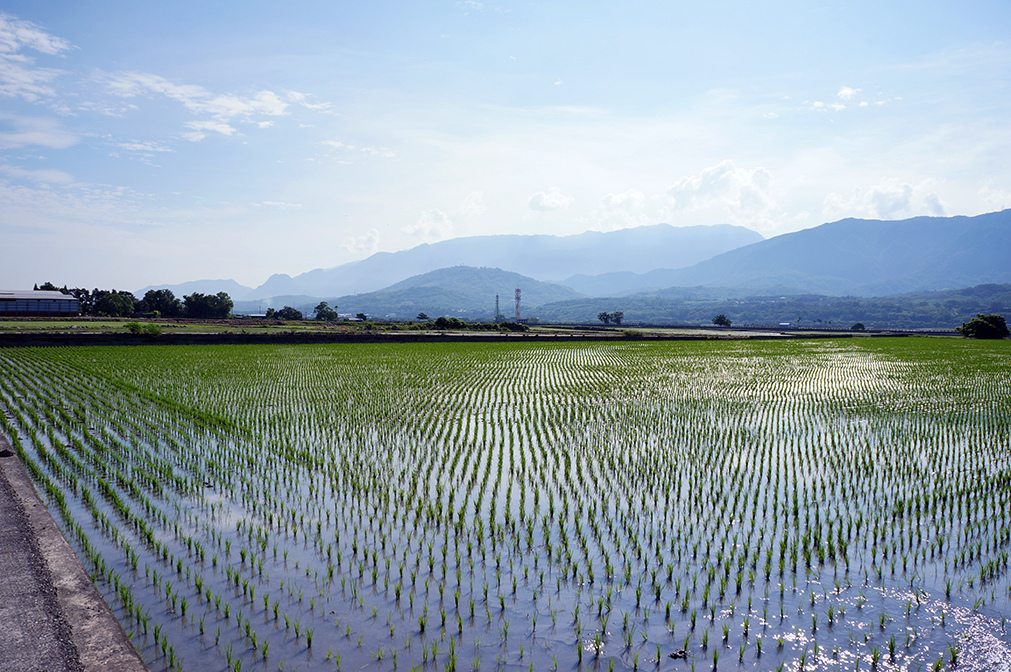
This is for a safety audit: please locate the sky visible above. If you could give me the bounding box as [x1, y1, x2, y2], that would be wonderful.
[2, 1, 1010, 291]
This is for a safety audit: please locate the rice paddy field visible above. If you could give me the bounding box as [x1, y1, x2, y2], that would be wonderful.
[1, 338, 1010, 672]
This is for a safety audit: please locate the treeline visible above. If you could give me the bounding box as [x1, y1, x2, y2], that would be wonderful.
[418, 316, 529, 332]
[534, 283, 1011, 330]
[34, 282, 232, 318]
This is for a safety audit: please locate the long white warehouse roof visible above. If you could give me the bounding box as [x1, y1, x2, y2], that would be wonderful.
[0, 290, 79, 300]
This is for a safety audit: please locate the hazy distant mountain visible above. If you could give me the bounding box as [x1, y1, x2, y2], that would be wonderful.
[245, 223, 763, 300]
[231, 295, 339, 315]
[562, 268, 752, 297]
[570, 210, 1011, 297]
[145, 211, 1011, 307]
[137, 279, 254, 297]
[331, 266, 583, 319]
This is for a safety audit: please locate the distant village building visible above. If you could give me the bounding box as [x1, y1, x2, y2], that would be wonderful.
[0, 290, 80, 316]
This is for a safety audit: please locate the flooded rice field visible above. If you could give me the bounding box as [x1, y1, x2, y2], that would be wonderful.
[0, 338, 1009, 672]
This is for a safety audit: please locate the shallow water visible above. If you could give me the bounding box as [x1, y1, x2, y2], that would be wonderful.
[1, 339, 1009, 672]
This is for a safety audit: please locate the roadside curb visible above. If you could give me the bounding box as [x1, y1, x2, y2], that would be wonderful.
[0, 433, 148, 672]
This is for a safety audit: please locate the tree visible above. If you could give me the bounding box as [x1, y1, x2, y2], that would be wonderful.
[957, 313, 1009, 339]
[356, 312, 368, 321]
[95, 292, 135, 317]
[712, 314, 732, 327]
[67, 287, 97, 315]
[313, 301, 338, 321]
[597, 311, 611, 325]
[140, 289, 183, 317]
[184, 292, 233, 318]
[274, 306, 303, 320]
[416, 312, 429, 321]
[435, 316, 465, 330]
[850, 323, 866, 332]
[610, 311, 624, 325]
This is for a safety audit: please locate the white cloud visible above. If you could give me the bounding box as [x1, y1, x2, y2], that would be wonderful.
[0, 13, 71, 104]
[823, 181, 948, 220]
[284, 90, 331, 111]
[253, 201, 303, 209]
[360, 145, 395, 158]
[599, 189, 644, 209]
[402, 209, 453, 242]
[979, 181, 1011, 212]
[0, 114, 77, 148]
[77, 100, 139, 117]
[112, 139, 174, 153]
[342, 228, 380, 256]
[103, 71, 290, 137]
[0, 54, 65, 102]
[528, 187, 572, 211]
[836, 86, 860, 100]
[181, 120, 237, 142]
[591, 189, 655, 230]
[322, 139, 395, 159]
[807, 98, 847, 112]
[0, 13, 71, 55]
[923, 192, 946, 216]
[455, 0, 509, 14]
[869, 183, 913, 217]
[458, 191, 486, 217]
[665, 160, 776, 216]
[0, 163, 74, 184]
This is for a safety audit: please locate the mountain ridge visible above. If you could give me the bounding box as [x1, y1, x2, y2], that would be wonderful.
[643, 211, 1011, 296]
[244, 223, 763, 300]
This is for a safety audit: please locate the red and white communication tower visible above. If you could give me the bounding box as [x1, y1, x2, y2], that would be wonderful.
[514, 288, 521, 322]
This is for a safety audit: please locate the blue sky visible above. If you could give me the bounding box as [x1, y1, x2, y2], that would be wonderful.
[2, 1, 1010, 290]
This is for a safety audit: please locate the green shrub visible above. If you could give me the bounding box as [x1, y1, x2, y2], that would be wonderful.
[123, 321, 162, 337]
[957, 313, 1009, 339]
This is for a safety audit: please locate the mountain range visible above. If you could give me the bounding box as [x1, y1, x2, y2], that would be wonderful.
[139, 210, 1011, 320]
[647, 210, 1011, 296]
[242, 223, 762, 300]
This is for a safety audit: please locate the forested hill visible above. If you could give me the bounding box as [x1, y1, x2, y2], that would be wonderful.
[533, 283, 1011, 330]
[330, 266, 582, 319]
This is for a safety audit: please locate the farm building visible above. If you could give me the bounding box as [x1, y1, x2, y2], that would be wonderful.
[0, 290, 80, 316]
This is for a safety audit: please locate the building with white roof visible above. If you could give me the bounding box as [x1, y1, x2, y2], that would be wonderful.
[0, 290, 80, 316]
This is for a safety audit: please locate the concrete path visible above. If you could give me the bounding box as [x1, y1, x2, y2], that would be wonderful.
[0, 433, 148, 672]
